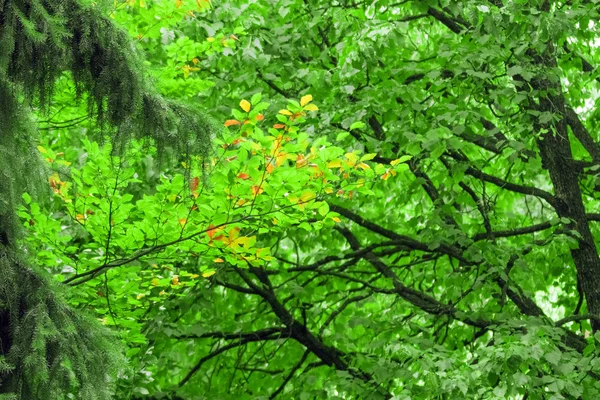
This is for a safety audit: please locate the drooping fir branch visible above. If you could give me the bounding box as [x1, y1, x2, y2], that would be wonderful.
[0, 0, 214, 153]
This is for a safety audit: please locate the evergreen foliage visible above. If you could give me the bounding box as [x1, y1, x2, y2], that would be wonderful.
[0, 248, 122, 399]
[0, 0, 213, 398]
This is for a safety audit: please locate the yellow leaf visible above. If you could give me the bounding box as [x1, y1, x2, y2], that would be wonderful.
[345, 152, 359, 167]
[357, 162, 371, 170]
[207, 37, 215, 42]
[190, 274, 200, 279]
[390, 156, 411, 166]
[139, 0, 145, 7]
[279, 109, 293, 116]
[332, 217, 341, 223]
[202, 270, 216, 278]
[171, 275, 180, 285]
[240, 99, 251, 112]
[213, 258, 225, 263]
[303, 104, 318, 111]
[327, 159, 342, 168]
[299, 191, 315, 203]
[300, 94, 313, 106]
[151, 278, 159, 286]
[175, 0, 183, 8]
[159, 290, 167, 296]
[182, 65, 200, 79]
[37, 145, 47, 154]
[136, 293, 145, 300]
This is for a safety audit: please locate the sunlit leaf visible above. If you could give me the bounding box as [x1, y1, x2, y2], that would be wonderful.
[240, 99, 251, 112]
[300, 94, 313, 106]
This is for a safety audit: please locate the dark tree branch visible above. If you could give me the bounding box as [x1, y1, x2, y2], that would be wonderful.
[178, 329, 289, 388]
[268, 350, 310, 399]
[329, 204, 469, 262]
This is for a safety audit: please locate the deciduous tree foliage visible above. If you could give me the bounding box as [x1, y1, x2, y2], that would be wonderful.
[7, 0, 600, 399]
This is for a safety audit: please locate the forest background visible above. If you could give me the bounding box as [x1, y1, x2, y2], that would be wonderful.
[3, 0, 600, 399]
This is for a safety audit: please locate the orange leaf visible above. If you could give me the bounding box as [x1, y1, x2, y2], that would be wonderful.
[207, 224, 224, 239]
[178, 218, 187, 226]
[190, 176, 199, 191]
[171, 275, 180, 285]
[266, 163, 275, 174]
[240, 99, 251, 112]
[255, 113, 264, 121]
[224, 119, 241, 127]
[273, 124, 286, 129]
[296, 154, 309, 168]
[237, 172, 250, 180]
[251, 185, 264, 196]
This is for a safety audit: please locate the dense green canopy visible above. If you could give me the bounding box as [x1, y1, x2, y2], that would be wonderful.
[5, 0, 600, 399]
